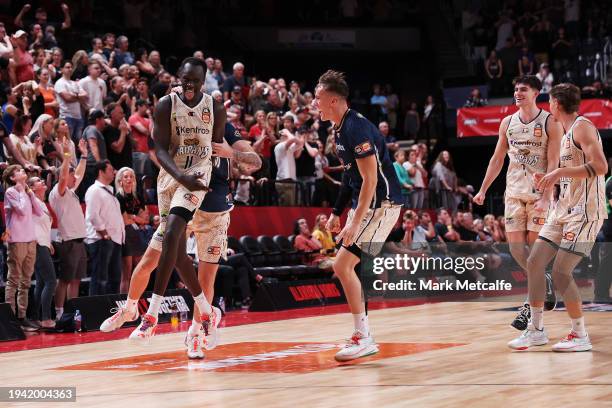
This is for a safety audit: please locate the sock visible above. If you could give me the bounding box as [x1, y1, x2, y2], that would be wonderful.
[147, 294, 163, 319]
[352, 313, 369, 336]
[531, 306, 544, 330]
[126, 298, 138, 315]
[194, 292, 212, 315]
[571, 317, 586, 337]
[55, 307, 63, 320]
[188, 319, 201, 335]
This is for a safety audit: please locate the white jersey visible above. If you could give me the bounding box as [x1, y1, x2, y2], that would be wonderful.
[505, 109, 551, 201]
[157, 93, 215, 192]
[551, 116, 607, 223]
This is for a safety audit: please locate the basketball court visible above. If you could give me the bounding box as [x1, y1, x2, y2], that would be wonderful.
[4, 295, 612, 407]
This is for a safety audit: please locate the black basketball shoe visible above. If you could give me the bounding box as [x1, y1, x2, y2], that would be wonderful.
[510, 303, 531, 331]
[544, 272, 557, 311]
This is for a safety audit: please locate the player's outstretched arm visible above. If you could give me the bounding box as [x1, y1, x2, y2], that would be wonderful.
[473, 115, 510, 205]
[212, 99, 227, 144]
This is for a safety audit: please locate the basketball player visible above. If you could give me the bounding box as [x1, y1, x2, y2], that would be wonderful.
[129, 57, 226, 341]
[473, 75, 563, 330]
[508, 83, 607, 351]
[101, 123, 260, 359]
[315, 70, 403, 362]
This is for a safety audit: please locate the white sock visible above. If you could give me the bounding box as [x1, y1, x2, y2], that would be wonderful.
[531, 306, 544, 330]
[188, 319, 201, 335]
[55, 307, 63, 320]
[126, 298, 138, 315]
[571, 317, 586, 337]
[194, 292, 212, 315]
[147, 294, 163, 319]
[352, 313, 369, 336]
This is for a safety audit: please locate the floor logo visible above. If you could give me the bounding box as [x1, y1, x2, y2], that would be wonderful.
[55, 341, 464, 373]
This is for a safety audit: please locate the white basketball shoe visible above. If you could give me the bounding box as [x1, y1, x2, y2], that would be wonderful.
[335, 331, 379, 362]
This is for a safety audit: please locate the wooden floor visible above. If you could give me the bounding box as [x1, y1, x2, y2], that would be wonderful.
[3, 300, 612, 408]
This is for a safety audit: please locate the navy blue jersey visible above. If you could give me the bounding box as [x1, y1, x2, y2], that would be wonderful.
[334, 109, 402, 208]
[199, 123, 242, 212]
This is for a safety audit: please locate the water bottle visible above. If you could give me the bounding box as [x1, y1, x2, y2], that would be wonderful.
[74, 310, 82, 332]
[218, 297, 226, 314]
[170, 302, 179, 328]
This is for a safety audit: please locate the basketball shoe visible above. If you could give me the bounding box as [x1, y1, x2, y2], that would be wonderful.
[507, 325, 548, 350]
[335, 331, 379, 362]
[129, 314, 157, 341]
[185, 329, 205, 359]
[202, 306, 222, 350]
[510, 303, 530, 331]
[552, 331, 592, 352]
[100, 307, 138, 332]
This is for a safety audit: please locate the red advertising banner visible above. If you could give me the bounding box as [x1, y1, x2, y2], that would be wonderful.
[457, 99, 612, 137]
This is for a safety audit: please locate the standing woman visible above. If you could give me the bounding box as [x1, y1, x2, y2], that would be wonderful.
[36, 68, 58, 117]
[431, 150, 458, 212]
[29, 114, 62, 174]
[70, 50, 89, 81]
[27, 175, 56, 329]
[115, 167, 148, 293]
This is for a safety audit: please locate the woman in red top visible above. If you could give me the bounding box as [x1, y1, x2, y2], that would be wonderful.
[247, 110, 266, 142]
[252, 111, 279, 159]
[36, 68, 58, 117]
[293, 218, 333, 270]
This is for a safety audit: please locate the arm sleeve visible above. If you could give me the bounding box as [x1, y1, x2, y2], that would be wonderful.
[332, 172, 352, 216]
[225, 123, 242, 145]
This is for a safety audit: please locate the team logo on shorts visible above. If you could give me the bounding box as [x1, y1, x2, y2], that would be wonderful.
[207, 246, 221, 255]
[505, 217, 514, 224]
[202, 108, 211, 124]
[533, 124, 542, 137]
[532, 217, 546, 225]
[354, 142, 371, 154]
[563, 232, 576, 241]
[183, 193, 199, 205]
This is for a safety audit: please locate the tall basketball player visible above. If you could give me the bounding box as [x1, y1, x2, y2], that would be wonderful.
[130, 57, 226, 341]
[315, 70, 403, 362]
[473, 75, 563, 330]
[508, 83, 607, 351]
[101, 122, 259, 358]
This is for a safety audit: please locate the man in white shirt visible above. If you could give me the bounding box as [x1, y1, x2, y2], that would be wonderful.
[274, 128, 301, 206]
[54, 61, 88, 143]
[49, 139, 88, 319]
[78, 60, 107, 112]
[84, 159, 124, 295]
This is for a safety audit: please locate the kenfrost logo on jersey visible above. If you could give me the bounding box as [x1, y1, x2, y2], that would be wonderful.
[175, 125, 210, 136]
[510, 140, 542, 147]
[561, 154, 573, 162]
